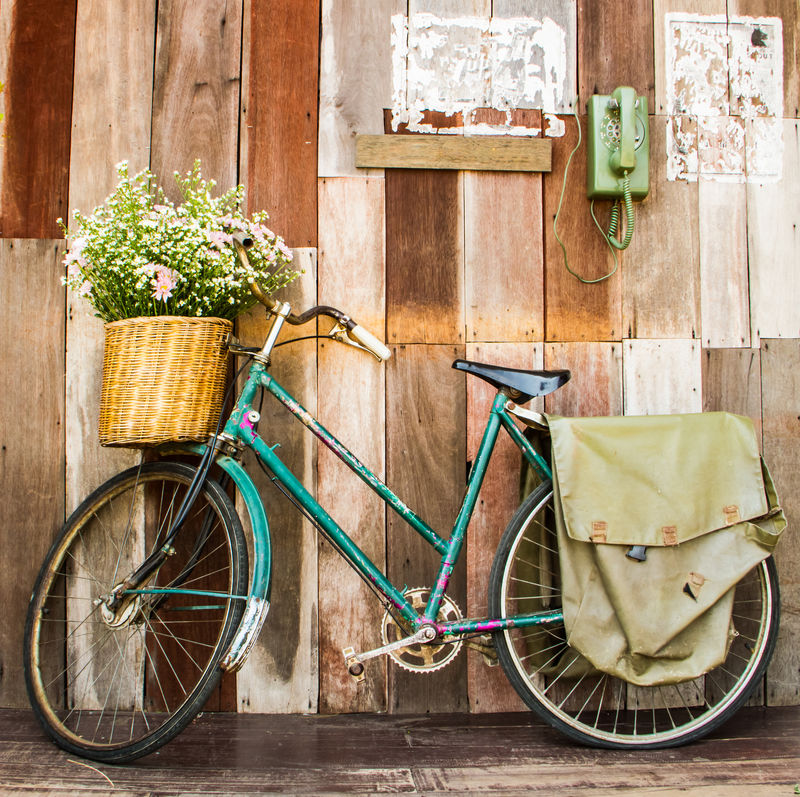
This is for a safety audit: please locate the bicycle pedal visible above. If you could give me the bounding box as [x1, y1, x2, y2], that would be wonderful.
[342, 646, 365, 682]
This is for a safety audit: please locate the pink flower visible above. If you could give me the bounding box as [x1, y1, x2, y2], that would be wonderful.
[152, 267, 178, 302]
[78, 280, 92, 298]
[153, 280, 174, 302]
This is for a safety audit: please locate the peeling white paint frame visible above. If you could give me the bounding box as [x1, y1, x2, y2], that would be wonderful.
[390, 12, 573, 136]
[664, 13, 784, 184]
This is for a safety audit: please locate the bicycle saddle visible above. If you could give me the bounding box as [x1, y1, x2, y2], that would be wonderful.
[452, 359, 570, 403]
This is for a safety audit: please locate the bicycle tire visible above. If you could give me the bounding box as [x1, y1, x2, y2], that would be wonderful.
[24, 461, 248, 763]
[488, 481, 781, 749]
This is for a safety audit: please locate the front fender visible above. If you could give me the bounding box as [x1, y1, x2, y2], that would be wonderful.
[215, 454, 272, 672]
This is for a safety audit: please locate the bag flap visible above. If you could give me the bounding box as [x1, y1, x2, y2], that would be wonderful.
[546, 412, 773, 547]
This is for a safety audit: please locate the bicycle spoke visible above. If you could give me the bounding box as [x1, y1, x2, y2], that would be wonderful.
[136, 623, 172, 715]
[111, 466, 145, 586]
[141, 613, 189, 696]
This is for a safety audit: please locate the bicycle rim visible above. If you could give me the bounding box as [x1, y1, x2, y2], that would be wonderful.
[490, 483, 780, 748]
[24, 462, 247, 762]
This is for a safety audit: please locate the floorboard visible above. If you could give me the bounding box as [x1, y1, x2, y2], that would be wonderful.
[1, 707, 798, 794]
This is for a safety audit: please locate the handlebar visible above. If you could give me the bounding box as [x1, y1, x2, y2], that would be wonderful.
[232, 232, 391, 362]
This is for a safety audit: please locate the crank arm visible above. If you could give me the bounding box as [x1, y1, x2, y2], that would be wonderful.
[343, 626, 436, 679]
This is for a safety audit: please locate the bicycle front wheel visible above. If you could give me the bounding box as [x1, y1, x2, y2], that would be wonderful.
[24, 461, 248, 763]
[488, 481, 781, 749]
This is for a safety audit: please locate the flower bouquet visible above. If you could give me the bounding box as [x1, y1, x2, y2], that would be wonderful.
[61, 161, 300, 447]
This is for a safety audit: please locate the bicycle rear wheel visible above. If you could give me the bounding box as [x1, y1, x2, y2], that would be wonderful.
[24, 461, 248, 763]
[489, 481, 781, 748]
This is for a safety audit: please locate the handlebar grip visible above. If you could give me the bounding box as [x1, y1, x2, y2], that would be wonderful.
[348, 324, 392, 362]
[232, 231, 254, 249]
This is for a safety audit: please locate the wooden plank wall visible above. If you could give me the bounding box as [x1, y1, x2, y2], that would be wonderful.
[1, 0, 798, 714]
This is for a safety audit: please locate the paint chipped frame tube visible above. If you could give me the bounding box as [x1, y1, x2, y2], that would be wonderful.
[217, 360, 559, 636]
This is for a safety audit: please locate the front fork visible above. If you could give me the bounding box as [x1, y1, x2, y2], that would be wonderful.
[168, 445, 275, 673]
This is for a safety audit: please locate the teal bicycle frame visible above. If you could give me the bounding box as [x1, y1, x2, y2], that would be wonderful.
[188, 340, 563, 673]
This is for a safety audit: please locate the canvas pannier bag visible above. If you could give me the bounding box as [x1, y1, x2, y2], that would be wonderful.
[547, 412, 786, 686]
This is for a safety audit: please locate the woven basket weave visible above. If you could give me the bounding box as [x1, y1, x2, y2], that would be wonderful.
[99, 316, 232, 447]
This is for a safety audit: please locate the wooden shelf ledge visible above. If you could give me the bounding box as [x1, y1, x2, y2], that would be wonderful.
[355, 134, 551, 173]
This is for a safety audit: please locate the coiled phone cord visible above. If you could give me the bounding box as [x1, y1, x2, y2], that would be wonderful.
[592, 171, 634, 252]
[553, 105, 635, 284]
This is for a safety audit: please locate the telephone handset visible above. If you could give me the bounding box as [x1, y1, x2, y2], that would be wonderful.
[553, 86, 650, 283]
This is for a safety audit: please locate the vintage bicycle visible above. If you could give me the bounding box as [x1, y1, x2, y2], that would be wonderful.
[23, 237, 781, 763]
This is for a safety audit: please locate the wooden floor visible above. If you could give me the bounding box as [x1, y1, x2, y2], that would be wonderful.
[1, 706, 798, 795]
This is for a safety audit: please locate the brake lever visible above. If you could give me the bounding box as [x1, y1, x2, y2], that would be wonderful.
[327, 321, 382, 361]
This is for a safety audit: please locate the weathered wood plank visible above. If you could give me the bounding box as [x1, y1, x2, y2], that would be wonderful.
[386, 344, 468, 713]
[578, 0, 655, 107]
[623, 116, 700, 340]
[0, 240, 65, 707]
[317, 343, 387, 713]
[702, 345, 765, 705]
[319, 0, 402, 177]
[148, 0, 242, 705]
[236, 250, 319, 713]
[412, 757, 800, 795]
[699, 180, 750, 348]
[622, 339, 703, 415]
[65, 0, 155, 511]
[356, 135, 552, 172]
[61, 0, 155, 717]
[466, 342, 541, 713]
[464, 169, 544, 343]
[761, 338, 800, 706]
[0, 0, 76, 238]
[145, 480, 238, 712]
[542, 343, 622, 713]
[151, 0, 241, 195]
[3, 704, 800, 789]
[701, 348, 762, 440]
[747, 118, 800, 342]
[385, 169, 464, 345]
[543, 342, 623, 417]
[244, 0, 320, 247]
[543, 115, 622, 342]
[318, 178, 386, 332]
[317, 177, 387, 712]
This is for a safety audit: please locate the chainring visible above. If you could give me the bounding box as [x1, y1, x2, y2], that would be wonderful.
[380, 587, 463, 673]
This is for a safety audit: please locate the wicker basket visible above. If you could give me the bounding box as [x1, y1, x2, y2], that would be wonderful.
[99, 316, 232, 447]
